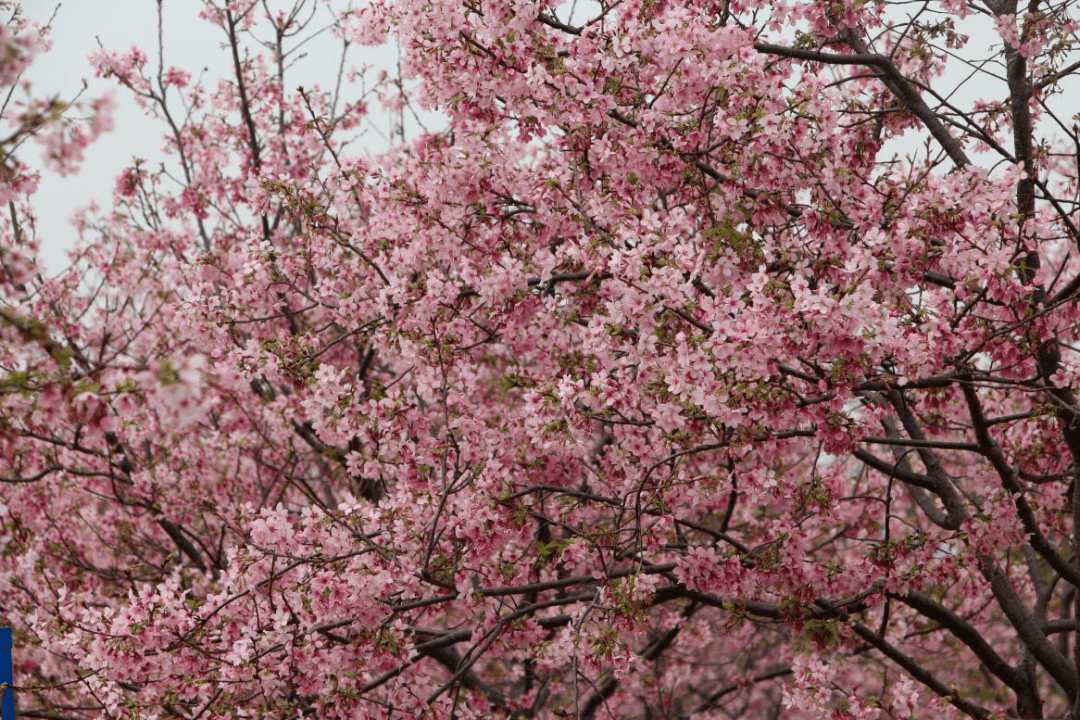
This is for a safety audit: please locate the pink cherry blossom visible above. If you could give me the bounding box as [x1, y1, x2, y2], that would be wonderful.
[3, 0, 1080, 717]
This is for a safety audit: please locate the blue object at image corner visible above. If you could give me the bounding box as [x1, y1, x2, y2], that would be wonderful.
[1, 628, 13, 720]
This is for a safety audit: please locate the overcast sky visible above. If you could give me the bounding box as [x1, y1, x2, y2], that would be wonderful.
[23, 0, 407, 273]
[26, 0, 209, 271]
[20, 1, 1029, 274]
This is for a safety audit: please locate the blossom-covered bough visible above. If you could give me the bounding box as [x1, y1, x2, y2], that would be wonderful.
[3, 0, 1080, 717]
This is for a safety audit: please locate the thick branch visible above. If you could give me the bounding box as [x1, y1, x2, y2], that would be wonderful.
[831, 31, 970, 167]
[890, 591, 1024, 691]
[851, 621, 992, 719]
[885, 389, 969, 528]
[962, 382, 1080, 588]
[980, 557, 1078, 698]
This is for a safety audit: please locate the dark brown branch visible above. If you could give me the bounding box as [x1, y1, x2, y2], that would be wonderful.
[859, 436, 980, 451]
[224, 8, 272, 241]
[754, 42, 890, 66]
[961, 382, 1080, 589]
[692, 666, 794, 715]
[480, 562, 677, 597]
[850, 621, 993, 719]
[852, 448, 941, 491]
[838, 30, 971, 167]
[979, 556, 1078, 698]
[158, 518, 207, 572]
[890, 591, 1024, 691]
[886, 389, 969, 528]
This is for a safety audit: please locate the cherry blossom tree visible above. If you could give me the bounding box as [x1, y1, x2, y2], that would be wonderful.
[4, 0, 1080, 717]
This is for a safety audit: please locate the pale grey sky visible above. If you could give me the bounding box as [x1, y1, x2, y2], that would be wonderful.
[23, 0, 407, 272]
[20, 1, 1053, 275]
[26, 0, 215, 271]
